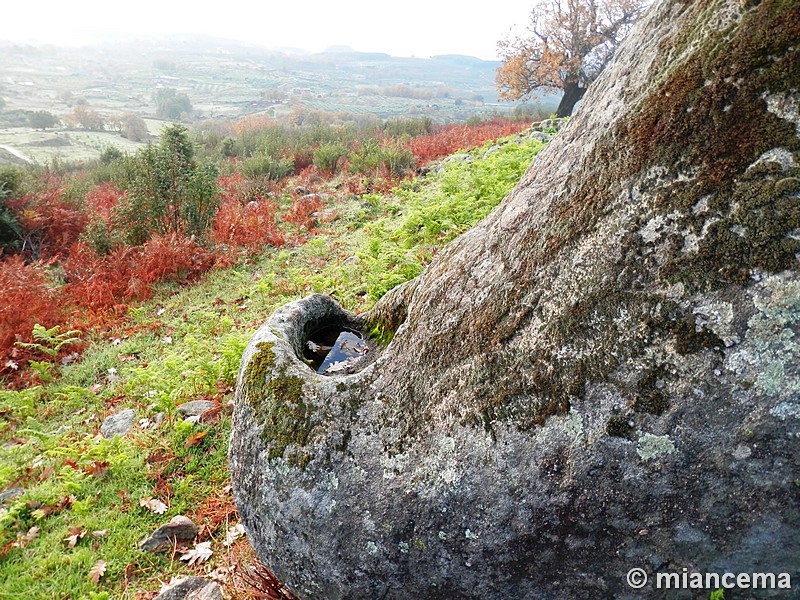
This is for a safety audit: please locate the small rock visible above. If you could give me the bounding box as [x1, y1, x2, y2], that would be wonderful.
[342, 255, 360, 265]
[0, 486, 24, 503]
[483, 144, 503, 158]
[153, 412, 166, 426]
[445, 153, 472, 164]
[299, 192, 329, 202]
[529, 131, 552, 142]
[187, 582, 223, 600]
[176, 400, 217, 417]
[100, 409, 136, 438]
[153, 577, 209, 600]
[139, 515, 198, 552]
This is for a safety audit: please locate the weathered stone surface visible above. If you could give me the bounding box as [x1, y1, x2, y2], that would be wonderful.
[99, 409, 136, 438]
[231, 1, 800, 598]
[139, 516, 198, 552]
[185, 582, 223, 600]
[176, 400, 217, 417]
[153, 577, 210, 600]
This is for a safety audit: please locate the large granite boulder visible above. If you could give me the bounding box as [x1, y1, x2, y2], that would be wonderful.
[230, 0, 800, 597]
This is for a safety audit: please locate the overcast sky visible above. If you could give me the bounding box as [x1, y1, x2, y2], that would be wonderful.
[4, 1, 534, 60]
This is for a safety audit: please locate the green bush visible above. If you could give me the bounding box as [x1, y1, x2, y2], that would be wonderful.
[348, 140, 415, 176]
[240, 153, 295, 180]
[313, 143, 348, 174]
[115, 124, 220, 244]
[383, 117, 433, 138]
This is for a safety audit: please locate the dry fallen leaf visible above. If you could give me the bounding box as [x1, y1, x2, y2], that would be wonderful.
[92, 529, 110, 538]
[38, 466, 55, 482]
[86, 460, 110, 478]
[209, 564, 235, 582]
[64, 526, 86, 548]
[180, 541, 213, 566]
[185, 430, 208, 448]
[89, 559, 107, 584]
[139, 496, 168, 515]
[14, 526, 40, 549]
[224, 523, 245, 547]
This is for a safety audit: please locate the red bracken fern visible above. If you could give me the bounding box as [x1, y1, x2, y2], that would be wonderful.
[135, 233, 217, 285]
[405, 118, 530, 165]
[7, 182, 89, 260]
[85, 182, 125, 221]
[64, 234, 216, 311]
[0, 255, 67, 376]
[62, 242, 141, 310]
[283, 196, 324, 231]
[211, 199, 285, 251]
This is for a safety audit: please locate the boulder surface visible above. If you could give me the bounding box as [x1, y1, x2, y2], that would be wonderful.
[230, 1, 800, 597]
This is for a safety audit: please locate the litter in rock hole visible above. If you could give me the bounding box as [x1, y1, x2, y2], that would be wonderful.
[304, 327, 369, 375]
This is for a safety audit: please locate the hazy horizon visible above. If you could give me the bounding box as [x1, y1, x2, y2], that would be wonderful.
[5, 0, 534, 61]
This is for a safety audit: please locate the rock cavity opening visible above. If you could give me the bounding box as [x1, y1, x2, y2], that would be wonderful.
[304, 325, 369, 375]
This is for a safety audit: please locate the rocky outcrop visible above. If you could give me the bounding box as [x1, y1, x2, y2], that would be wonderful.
[230, 1, 800, 598]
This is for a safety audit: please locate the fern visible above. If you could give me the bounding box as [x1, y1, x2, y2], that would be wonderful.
[15, 324, 81, 358]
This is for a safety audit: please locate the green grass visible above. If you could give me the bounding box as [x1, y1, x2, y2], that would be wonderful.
[0, 130, 545, 598]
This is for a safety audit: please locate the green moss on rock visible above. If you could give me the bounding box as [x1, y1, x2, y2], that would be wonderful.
[242, 340, 315, 467]
[632, 367, 672, 415]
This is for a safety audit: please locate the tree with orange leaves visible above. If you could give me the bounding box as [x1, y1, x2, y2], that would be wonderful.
[496, 0, 646, 117]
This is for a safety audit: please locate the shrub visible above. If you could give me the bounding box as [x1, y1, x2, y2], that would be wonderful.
[0, 167, 25, 252]
[313, 143, 348, 175]
[240, 154, 295, 181]
[348, 140, 414, 177]
[115, 125, 220, 244]
[383, 117, 433, 138]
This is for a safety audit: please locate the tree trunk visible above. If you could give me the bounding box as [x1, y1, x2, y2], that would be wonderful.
[555, 79, 585, 117]
[231, 1, 800, 597]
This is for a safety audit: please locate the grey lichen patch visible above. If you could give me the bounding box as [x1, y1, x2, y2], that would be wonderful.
[562, 409, 584, 443]
[636, 433, 677, 460]
[769, 402, 800, 420]
[764, 91, 800, 135]
[729, 273, 800, 397]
